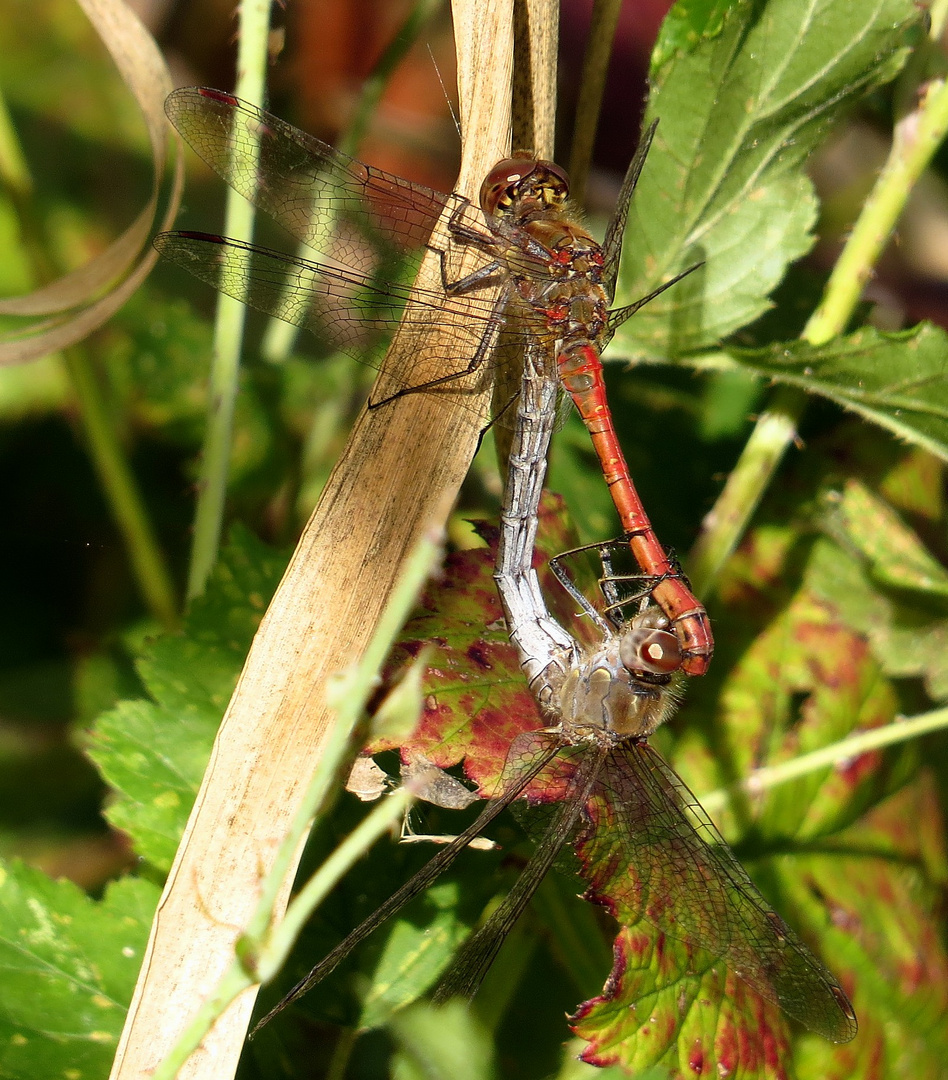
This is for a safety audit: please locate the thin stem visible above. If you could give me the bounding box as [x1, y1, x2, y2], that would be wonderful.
[0, 88, 30, 198]
[149, 965, 254, 1080]
[931, 0, 948, 38]
[699, 706, 948, 818]
[687, 69, 948, 596]
[688, 385, 804, 598]
[326, 1027, 359, 1080]
[0, 87, 178, 629]
[242, 525, 440, 949]
[61, 351, 179, 628]
[186, 0, 274, 600]
[250, 786, 413, 983]
[804, 76, 948, 348]
[339, 0, 445, 159]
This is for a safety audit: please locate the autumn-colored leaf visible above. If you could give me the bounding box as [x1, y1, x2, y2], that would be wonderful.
[375, 494, 582, 791]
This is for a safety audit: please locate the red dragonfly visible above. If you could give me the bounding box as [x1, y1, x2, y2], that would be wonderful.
[155, 87, 713, 675]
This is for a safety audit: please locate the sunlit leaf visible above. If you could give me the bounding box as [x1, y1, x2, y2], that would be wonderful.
[572, 927, 790, 1079]
[730, 325, 948, 465]
[87, 528, 286, 870]
[358, 882, 470, 1031]
[807, 477, 948, 700]
[614, 0, 918, 357]
[0, 865, 158, 1080]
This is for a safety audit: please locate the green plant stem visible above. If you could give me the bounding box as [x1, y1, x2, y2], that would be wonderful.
[241, 525, 440, 962]
[0, 89, 30, 196]
[151, 526, 439, 1078]
[326, 1028, 359, 1080]
[699, 705, 948, 818]
[688, 385, 805, 598]
[186, 0, 274, 601]
[806, 76, 948, 347]
[688, 71, 948, 598]
[251, 786, 414, 982]
[928, 0, 948, 42]
[0, 87, 178, 629]
[61, 349, 179, 628]
[149, 965, 255, 1080]
[260, 0, 443, 364]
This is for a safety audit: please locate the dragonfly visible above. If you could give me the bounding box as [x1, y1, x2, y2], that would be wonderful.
[486, 340, 857, 1045]
[154, 86, 713, 675]
[249, 343, 856, 1044]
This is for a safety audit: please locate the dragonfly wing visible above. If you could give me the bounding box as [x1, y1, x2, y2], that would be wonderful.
[579, 740, 857, 1043]
[153, 231, 506, 400]
[165, 87, 474, 261]
[250, 731, 564, 1036]
[433, 743, 604, 1003]
[600, 119, 658, 304]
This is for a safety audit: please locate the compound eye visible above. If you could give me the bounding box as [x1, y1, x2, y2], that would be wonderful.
[619, 628, 682, 675]
[480, 157, 537, 213]
[538, 159, 570, 197]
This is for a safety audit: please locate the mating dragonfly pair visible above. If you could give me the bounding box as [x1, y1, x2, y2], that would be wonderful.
[157, 87, 857, 1045]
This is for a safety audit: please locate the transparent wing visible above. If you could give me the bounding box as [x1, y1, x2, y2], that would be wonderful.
[433, 744, 603, 1003]
[152, 231, 504, 398]
[250, 730, 563, 1036]
[579, 741, 857, 1043]
[165, 87, 468, 261]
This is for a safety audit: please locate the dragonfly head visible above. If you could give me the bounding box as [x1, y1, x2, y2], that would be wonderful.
[557, 608, 682, 738]
[618, 612, 682, 676]
[480, 155, 570, 217]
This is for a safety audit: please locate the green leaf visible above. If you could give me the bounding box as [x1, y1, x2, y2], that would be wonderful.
[358, 882, 470, 1031]
[730, 325, 948, 465]
[807, 485, 948, 700]
[789, 782, 948, 1079]
[821, 479, 948, 599]
[651, 0, 732, 69]
[388, 998, 496, 1080]
[614, 0, 918, 357]
[86, 528, 287, 871]
[0, 863, 159, 1080]
[572, 925, 791, 1077]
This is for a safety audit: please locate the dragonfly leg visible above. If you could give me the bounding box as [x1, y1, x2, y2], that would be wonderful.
[549, 550, 613, 634]
[440, 257, 506, 296]
[367, 283, 512, 408]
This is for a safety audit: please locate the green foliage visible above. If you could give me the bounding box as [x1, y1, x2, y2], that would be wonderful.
[616, 0, 915, 356]
[731, 324, 948, 463]
[0, 866, 158, 1080]
[87, 529, 287, 872]
[5, 0, 948, 1077]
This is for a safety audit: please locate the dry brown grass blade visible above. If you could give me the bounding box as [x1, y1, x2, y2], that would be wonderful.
[109, 2, 528, 1078]
[0, 0, 183, 364]
[512, 0, 558, 157]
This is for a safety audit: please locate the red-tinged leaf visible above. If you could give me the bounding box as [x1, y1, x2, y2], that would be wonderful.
[790, 779, 948, 1079]
[570, 740, 855, 1056]
[375, 544, 533, 790]
[809, 481, 948, 700]
[375, 494, 582, 792]
[687, 526, 905, 844]
[821, 479, 948, 599]
[726, 592, 905, 843]
[572, 926, 791, 1079]
[877, 447, 945, 524]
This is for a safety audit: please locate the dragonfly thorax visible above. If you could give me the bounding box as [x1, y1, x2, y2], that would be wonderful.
[556, 613, 680, 739]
